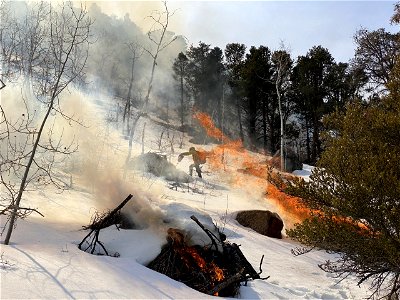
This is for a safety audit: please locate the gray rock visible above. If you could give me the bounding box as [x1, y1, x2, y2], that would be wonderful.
[236, 210, 284, 239]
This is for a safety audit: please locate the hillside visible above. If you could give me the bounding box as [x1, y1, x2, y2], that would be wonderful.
[0, 84, 371, 299]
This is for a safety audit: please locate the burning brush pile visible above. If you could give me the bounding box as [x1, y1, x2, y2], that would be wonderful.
[148, 215, 268, 297]
[78, 195, 268, 297]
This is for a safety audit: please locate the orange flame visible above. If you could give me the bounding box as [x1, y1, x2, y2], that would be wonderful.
[178, 247, 206, 270]
[178, 245, 225, 287]
[210, 262, 225, 282]
[193, 111, 312, 223]
[266, 183, 311, 222]
[194, 111, 372, 233]
[193, 112, 229, 142]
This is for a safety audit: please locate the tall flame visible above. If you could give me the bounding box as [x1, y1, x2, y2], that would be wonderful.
[193, 111, 373, 232]
[193, 112, 227, 141]
[193, 111, 311, 224]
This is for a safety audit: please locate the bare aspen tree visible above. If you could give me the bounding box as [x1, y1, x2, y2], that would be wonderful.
[18, 2, 49, 79]
[0, 1, 21, 81]
[127, 1, 177, 130]
[122, 40, 143, 132]
[158, 129, 165, 150]
[141, 122, 146, 154]
[142, 1, 177, 111]
[166, 130, 175, 154]
[172, 52, 189, 129]
[123, 1, 176, 179]
[272, 46, 292, 171]
[1, 2, 92, 245]
[178, 131, 184, 149]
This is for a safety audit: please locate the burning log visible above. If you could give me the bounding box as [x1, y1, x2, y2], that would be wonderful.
[148, 215, 268, 297]
[208, 268, 244, 296]
[78, 194, 133, 256]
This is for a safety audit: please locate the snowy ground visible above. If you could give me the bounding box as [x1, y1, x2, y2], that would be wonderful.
[1, 86, 370, 299]
[293, 164, 314, 182]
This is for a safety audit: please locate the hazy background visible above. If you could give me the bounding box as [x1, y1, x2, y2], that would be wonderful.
[90, 0, 398, 62]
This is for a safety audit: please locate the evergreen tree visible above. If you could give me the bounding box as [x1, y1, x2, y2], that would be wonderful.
[185, 42, 211, 111]
[287, 57, 400, 299]
[353, 28, 400, 91]
[225, 43, 247, 142]
[186, 42, 225, 130]
[325, 62, 367, 112]
[291, 46, 334, 163]
[206, 46, 225, 129]
[172, 52, 189, 129]
[241, 45, 276, 152]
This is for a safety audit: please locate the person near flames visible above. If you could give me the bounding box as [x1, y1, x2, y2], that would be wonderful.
[178, 147, 207, 178]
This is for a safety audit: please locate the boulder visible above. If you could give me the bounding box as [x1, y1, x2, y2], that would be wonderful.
[236, 210, 284, 239]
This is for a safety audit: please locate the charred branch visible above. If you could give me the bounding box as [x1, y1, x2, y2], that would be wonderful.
[208, 268, 244, 296]
[190, 215, 221, 251]
[83, 194, 133, 231]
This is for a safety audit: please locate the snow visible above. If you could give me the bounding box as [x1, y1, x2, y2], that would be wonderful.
[1, 85, 370, 299]
[292, 164, 314, 182]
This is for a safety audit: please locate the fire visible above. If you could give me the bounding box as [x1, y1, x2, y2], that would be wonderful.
[193, 112, 229, 142]
[266, 183, 311, 222]
[178, 245, 225, 289]
[193, 110, 312, 223]
[194, 111, 372, 232]
[209, 262, 225, 282]
[182, 246, 206, 269]
[332, 215, 371, 233]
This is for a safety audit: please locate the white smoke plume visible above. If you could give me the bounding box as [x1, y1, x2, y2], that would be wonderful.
[1, 81, 166, 229]
[60, 88, 167, 229]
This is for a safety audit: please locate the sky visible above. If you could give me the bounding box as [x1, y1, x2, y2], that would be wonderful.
[92, 1, 398, 63]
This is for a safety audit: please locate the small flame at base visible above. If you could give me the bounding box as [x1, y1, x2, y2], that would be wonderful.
[177, 245, 225, 287]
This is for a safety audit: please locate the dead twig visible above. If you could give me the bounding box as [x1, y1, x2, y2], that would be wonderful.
[79, 194, 133, 256]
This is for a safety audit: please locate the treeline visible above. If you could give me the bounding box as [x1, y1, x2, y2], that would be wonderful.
[172, 28, 399, 164]
[1, 1, 399, 167]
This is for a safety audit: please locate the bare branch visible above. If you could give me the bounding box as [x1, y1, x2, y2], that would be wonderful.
[2, 1, 92, 245]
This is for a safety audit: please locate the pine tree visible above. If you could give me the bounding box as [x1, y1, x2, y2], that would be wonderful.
[287, 57, 400, 298]
[172, 52, 189, 129]
[291, 46, 335, 163]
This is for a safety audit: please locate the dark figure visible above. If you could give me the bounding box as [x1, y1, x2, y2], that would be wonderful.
[178, 147, 206, 178]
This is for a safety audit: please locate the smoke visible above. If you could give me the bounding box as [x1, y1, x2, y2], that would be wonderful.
[84, 1, 187, 122]
[0, 0, 187, 231]
[58, 88, 167, 229]
[88, 1, 187, 35]
[1, 80, 166, 228]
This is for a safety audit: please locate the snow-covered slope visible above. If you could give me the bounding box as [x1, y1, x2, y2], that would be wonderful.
[1, 86, 370, 299]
